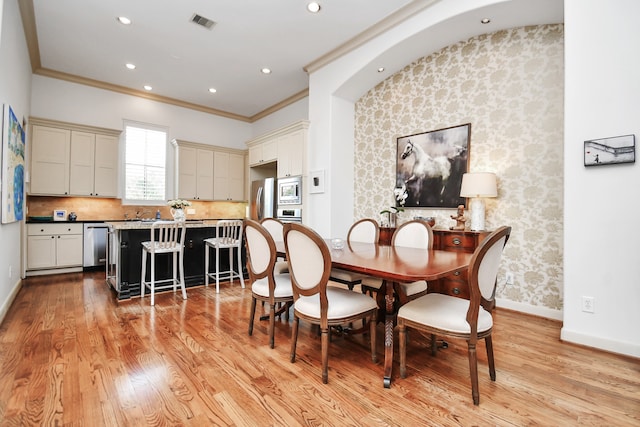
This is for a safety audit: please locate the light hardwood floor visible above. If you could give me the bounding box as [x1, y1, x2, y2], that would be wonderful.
[0, 272, 638, 426]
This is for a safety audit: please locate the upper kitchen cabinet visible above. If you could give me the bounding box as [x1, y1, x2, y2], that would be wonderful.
[173, 141, 214, 200]
[246, 120, 309, 178]
[277, 129, 305, 178]
[29, 118, 121, 197]
[213, 150, 245, 201]
[172, 139, 246, 202]
[248, 139, 278, 166]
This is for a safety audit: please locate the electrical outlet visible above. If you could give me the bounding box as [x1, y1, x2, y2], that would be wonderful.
[187, 208, 196, 215]
[582, 296, 595, 313]
[505, 271, 514, 285]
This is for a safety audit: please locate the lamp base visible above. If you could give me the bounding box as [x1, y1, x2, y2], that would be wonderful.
[469, 198, 486, 231]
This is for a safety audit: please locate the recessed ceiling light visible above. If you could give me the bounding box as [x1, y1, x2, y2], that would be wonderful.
[208, 88, 217, 93]
[377, 67, 385, 73]
[307, 2, 321, 13]
[481, 18, 491, 24]
[261, 68, 272, 74]
[117, 16, 131, 25]
[125, 63, 136, 70]
[143, 85, 152, 91]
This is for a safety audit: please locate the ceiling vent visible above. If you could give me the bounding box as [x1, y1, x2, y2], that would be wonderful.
[191, 13, 216, 30]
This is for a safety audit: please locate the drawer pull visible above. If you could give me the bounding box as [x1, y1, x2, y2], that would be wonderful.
[453, 287, 460, 295]
[452, 237, 461, 245]
[454, 270, 461, 276]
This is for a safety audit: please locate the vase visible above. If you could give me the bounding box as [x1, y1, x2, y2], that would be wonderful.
[389, 212, 397, 228]
[170, 208, 186, 221]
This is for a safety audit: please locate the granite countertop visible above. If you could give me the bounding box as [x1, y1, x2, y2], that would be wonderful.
[105, 219, 239, 230]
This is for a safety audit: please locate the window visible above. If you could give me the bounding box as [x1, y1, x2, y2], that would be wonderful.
[124, 122, 167, 203]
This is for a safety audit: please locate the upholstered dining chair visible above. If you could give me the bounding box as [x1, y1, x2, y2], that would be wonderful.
[283, 222, 378, 384]
[140, 220, 187, 306]
[204, 219, 245, 293]
[329, 218, 379, 290]
[361, 219, 433, 302]
[397, 226, 511, 405]
[260, 217, 289, 274]
[244, 219, 293, 348]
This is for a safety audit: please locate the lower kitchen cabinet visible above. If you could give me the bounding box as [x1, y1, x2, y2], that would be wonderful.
[26, 223, 83, 274]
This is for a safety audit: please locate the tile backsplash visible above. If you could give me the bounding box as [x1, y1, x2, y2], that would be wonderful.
[26, 196, 247, 221]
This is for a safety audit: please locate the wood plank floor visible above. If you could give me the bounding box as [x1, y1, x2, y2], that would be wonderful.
[0, 272, 638, 426]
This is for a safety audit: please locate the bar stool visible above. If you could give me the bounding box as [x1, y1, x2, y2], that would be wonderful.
[205, 219, 245, 293]
[140, 220, 187, 306]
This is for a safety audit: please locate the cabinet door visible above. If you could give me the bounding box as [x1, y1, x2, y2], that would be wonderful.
[196, 149, 214, 200]
[248, 145, 262, 166]
[277, 131, 304, 178]
[177, 146, 197, 199]
[262, 140, 278, 163]
[69, 131, 96, 196]
[228, 153, 245, 200]
[94, 134, 119, 197]
[27, 235, 57, 269]
[213, 151, 230, 200]
[56, 234, 83, 267]
[30, 126, 71, 195]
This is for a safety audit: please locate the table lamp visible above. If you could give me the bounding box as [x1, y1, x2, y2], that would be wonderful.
[459, 172, 497, 231]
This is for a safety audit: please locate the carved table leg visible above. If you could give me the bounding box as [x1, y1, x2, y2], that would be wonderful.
[383, 280, 395, 388]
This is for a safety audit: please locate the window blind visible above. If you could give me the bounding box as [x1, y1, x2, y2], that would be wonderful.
[124, 124, 166, 201]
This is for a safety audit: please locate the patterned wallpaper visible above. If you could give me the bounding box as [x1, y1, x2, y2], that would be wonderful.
[354, 25, 564, 311]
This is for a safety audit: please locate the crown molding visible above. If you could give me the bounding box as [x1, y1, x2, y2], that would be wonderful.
[249, 88, 309, 122]
[303, 0, 441, 74]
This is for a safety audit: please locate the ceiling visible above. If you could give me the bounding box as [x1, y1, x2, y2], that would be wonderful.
[22, 0, 564, 123]
[24, 0, 413, 121]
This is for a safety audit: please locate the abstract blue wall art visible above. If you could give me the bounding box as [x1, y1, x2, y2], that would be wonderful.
[2, 105, 26, 223]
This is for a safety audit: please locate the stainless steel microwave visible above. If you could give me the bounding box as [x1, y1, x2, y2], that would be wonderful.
[277, 176, 302, 205]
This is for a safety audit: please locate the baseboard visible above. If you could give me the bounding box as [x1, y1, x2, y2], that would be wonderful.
[495, 297, 563, 321]
[560, 327, 640, 359]
[0, 277, 22, 325]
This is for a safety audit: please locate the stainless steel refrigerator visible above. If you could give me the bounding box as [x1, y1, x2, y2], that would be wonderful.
[250, 178, 277, 221]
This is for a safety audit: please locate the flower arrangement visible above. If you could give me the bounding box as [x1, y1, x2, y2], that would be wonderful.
[167, 199, 192, 209]
[380, 184, 408, 227]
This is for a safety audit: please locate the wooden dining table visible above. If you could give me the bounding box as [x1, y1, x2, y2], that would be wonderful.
[276, 239, 473, 388]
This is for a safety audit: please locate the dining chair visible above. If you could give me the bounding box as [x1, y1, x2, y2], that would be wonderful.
[283, 222, 378, 384]
[397, 226, 511, 405]
[204, 219, 245, 293]
[329, 218, 379, 290]
[244, 219, 294, 348]
[260, 217, 289, 274]
[361, 219, 433, 302]
[140, 220, 187, 306]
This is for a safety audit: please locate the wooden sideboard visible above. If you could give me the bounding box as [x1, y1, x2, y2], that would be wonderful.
[378, 227, 489, 299]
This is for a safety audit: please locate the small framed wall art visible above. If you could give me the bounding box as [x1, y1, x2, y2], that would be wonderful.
[584, 134, 635, 167]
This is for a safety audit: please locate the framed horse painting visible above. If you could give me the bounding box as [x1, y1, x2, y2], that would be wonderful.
[395, 123, 470, 209]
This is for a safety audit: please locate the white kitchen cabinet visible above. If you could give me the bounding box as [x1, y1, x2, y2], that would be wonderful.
[172, 139, 245, 202]
[248, 139, 278, 166]
[30, 125, 71, 195]
[277, 129, 305, 178]
[26, 223, 83, 274]
[175, 144, 214, 200]
[29, 118, 121, 197]
[213, 150, 245, 201]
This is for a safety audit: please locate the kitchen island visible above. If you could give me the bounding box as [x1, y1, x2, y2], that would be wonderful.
[105, 220, 246, 300]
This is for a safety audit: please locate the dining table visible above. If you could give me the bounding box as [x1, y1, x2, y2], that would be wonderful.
[276, 238, 473, 388]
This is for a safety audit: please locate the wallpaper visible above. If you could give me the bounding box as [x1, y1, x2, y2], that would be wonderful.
[354, 25, 564, 311]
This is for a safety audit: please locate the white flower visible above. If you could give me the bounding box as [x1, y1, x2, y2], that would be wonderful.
[394, 184, 408, 207]
[167, 199, 192, 209]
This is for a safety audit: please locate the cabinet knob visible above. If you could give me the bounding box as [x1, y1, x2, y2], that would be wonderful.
[51, 236, 54, 239]
[453, 287, 460, 295]
[41, 229, 44, 232]
[452, 237, 461, 245]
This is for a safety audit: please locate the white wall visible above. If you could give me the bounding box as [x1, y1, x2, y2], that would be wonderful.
[251, 97, 308, 138]
[30, 76, 252, 150]
[0, 0, 33, 322]
[562, 0, 640, 357]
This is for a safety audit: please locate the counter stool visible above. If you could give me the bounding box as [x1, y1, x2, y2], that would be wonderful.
[205, 219, 245, 293]
[140, 220, 187, 306]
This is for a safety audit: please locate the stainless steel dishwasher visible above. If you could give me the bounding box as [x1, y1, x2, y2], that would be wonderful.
[83, 223, 109, 269]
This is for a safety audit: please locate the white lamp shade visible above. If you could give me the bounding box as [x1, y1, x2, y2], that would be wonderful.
[459, 172, 498, 198]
